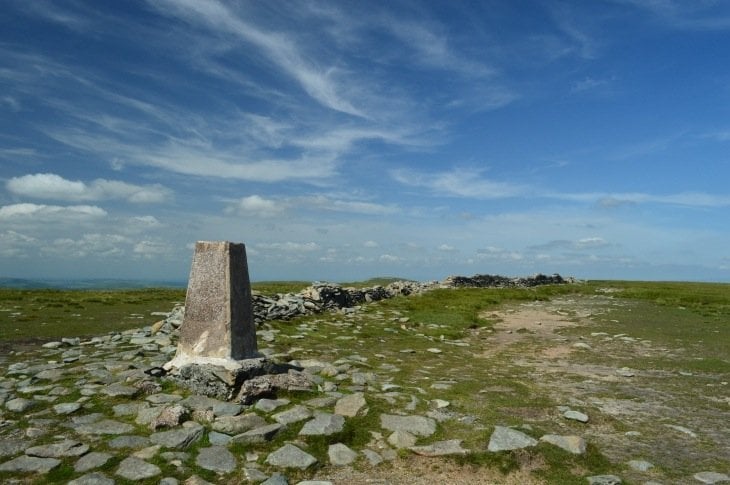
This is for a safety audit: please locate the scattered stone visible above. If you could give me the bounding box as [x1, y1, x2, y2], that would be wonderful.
[410, 439, 469, 456]
[102, 383, 140, 398]
[328, 443, 358, 466]
[0, 438, 30, 457]
[587, 475, 622, 485]
[76, 419, 135, 435]
[431, 399, 450, 409]
[150, 422, 204, 449]
[299, 412, 345, 436]
[68, 472, 115, 485]
[540, 435, 587, 454]
[231, 423, 285, 445]
[108, 435, 151, 449]
[0, 455, 61, 473]
[572, 342, 592, 350]
[196, 446, 237, 474]
[380, 414, 437, 437]
[487, 426, 538, 452]
[53, 402, 82, 415]
[616, 368, 635, 378]
[244, 467, 270, 482]
[208, 431, 232, 445]
[694, 472, 730, 484]
[74, 452, 113, 472]
[388, 430, 417, 449]
[116, 456, 162, 480]
[179, 394, 242, 417]
[261, 472, 289, 485]
[563, 410, 589, 423]
[627, 459, 654, 472]
[334, 392, 367, 417]
[265, 444, 317, 470]
[665, 424, 697, 438]
[256, 398, 290, 413]
[426, 348, 442, 354]
[5, 397, 36, 413]
[184, 475, 216, 485]
[273, 405, 313, 425]
[151, 404, 189, 430]
[361, 449, 383, 466]
[26, 439, 89, 457]
[147, 393, 183, 404]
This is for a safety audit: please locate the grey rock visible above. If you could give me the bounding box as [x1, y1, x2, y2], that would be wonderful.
[487, 426, 538, 452]
[361, 449, 383, 466]
[627, 459, 654, 472]
[388, 430, 417, 449]
[231, 423, 285, 445]
[208, 431, 232, 445]
[68, 472, 115, 485]
[53, 402, 82, 415]
[564, 410, 589, 423]
[212, 413, 267, 434]
[108, 435, 151, 449]
[160, 478, 180, 485]
[0, 455, 61, 473]
[5, 397, 36, 412]
[26, 439, 89, 457]
[196, 446, 237, 474]
[244, 467, 270, 482]
[102, 383, 139, 398]
[304, 396, 338, 408]
[334, 392, 367, 417]
[0, 438, 30, 457]
[113, 402, 148, 417]
[587, 475, 622, 485]
[694, 472, 730, 484]
[150, 404, 188, 430]
[179, 394, 242, 417]
[136, 406, 163, 425]
[540, 434, 587, 454]
[262, 473, 289, 485]
[328, 443, 357, 466]
[146, 393, 183, 404]
[150, 422, 204, 449]
[116, 456, 161, 480]
[255, 398, 290, 413]
[184, 475, 217, 485]
[410, 439, 469, 456]
[266, 444, 317, 470]
[273, 405, 313, 425]
[299, 412, 345, 436]
[74, 452, 113, 472]
[380, 414, 437, 437]
[76, 419, 135, 435]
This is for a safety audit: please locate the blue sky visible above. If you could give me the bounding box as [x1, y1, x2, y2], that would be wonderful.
[2, 0, 730, 283]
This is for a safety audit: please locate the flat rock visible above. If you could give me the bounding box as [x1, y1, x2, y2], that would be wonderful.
[5, 397, 36, 412]
[179, 395, 242, 417]
[266, 444, 317, 470]
[273, 405, 313, 425]
[74, 452, 113, 472]
[262, 473, 289, 485]
[388, 430, 417, 449]
[694, 472, 730, 484]
[540, 434, 587, 454]
[68, 472, 115, 485]
[231, 423, 284, 445]
[362, 449, 383, 466]
[563, 410, 589, 423]
[76, 419, 135, 435]
[0, 438, 30, 457]
[150, 422, 204, 449]
[26, 439, 89, 457]
[113, 402, 148, 417]
[196, 446, 237, 474]
[410, 439, 469, 456]
[146, 393, 184, 404]
[487, 426, 538, 452]
[334, 392, 367, 417]
[150, 404, 189, 430]
[255, 398, 290, 413]
[208, 431, 232, 445]
[116, 456, 161, 480]
[53, 402, 82, 415]
[0, 455, 61, 473]
[627, 459, 653, 471]
[108, 435, 151, 449]
[299, 412, 345, 436]
[587, 475, 622, 485]
[102, 383, 139, 398]
[380, 414, 437, 437]
[328, 442, 357, 466]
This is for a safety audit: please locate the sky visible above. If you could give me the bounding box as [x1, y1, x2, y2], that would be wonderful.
[1, 0, 730, 283]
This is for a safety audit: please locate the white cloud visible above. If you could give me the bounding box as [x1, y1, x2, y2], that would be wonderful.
[0, 230, 38, 257]
[438, 244, 457, 252]
[226, 195, 286, 217]
[297, 195, 398, 215]
[391, 168, 526, 199]
[363, 240, 379, 248]
[133, 240, 171, 259]
[0, 203, 107, 220]
[6, 173, 172, 203]
[257, 242, 320, 253]
[379, 254, 400, 262]
[132, 215, 162, 227]
[44, 233, 130, 258]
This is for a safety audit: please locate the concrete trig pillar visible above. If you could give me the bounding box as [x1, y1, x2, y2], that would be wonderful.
[165, 241, 258, 371]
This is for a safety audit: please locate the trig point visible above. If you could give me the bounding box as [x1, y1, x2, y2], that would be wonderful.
[165, 241, 259, 371]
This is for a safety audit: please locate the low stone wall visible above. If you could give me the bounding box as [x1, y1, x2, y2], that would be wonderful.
[154, 273, 572, 336]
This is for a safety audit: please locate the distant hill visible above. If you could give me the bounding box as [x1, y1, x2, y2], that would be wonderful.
[0, 277, 186, 290]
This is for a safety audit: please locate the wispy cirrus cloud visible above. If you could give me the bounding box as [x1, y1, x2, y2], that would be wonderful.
[7, 173, 172, 203]
[0, 203, 107, 220]
[391, 168, 527, 199]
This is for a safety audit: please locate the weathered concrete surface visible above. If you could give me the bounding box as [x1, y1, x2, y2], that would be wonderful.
[166, 241, 258, 370]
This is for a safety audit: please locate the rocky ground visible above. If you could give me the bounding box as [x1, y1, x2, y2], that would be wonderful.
[0, 287, 728, 484]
